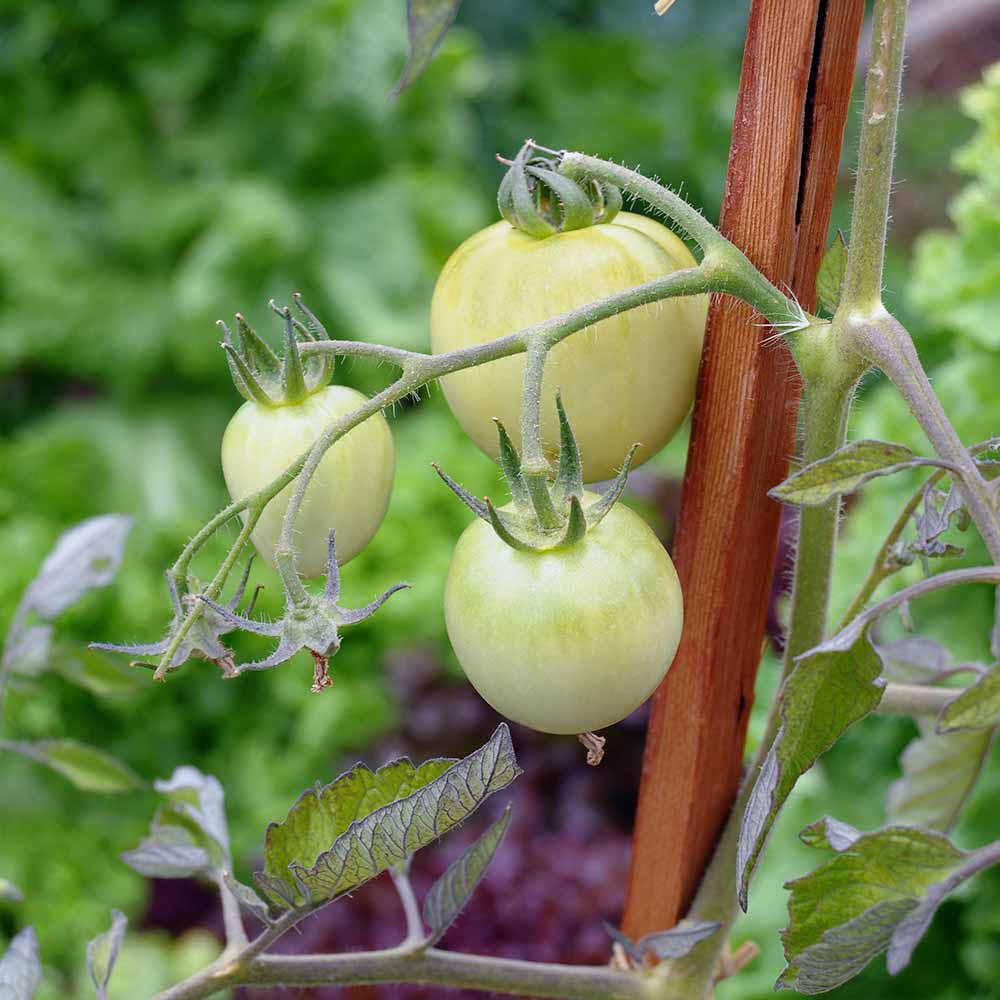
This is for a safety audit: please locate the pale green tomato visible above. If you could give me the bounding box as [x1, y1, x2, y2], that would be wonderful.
[444, 495, 683, 734]
[221, 386, 394, 577]
[430, 212, 708, 483]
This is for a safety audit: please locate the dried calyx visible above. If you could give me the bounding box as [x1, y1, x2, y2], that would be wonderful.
[498, 141, 622, 239]
[435, 395, 638, 552]
[219, 294, 334, 406]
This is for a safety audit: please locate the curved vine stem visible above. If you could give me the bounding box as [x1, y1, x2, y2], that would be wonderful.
[155, 171, 797, 680]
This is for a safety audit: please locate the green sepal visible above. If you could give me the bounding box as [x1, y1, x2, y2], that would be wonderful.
[222, 339, 274, 406]
[435, 397, 636, 552]
[280, 308, 309, 404]
[591, 181, 622, 225]
[585, 444, 639, 528]
[552, 391, 584, 504]
[493, 419, 529, 507]
[236, 313, 281, 378]
[524, 164, 595, 233]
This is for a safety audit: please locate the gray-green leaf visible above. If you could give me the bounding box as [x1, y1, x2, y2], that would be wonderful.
[423, 807, 511, 946]
[769, 440, 938, 507]
[391, 0, 463, 96]
[258, 724, 520, 908]
[0, 926, 41, 1000]
[51, 645, 143, 698]
[222, 873, 273, 924]
[28, 740, 141, 794]
[781, 825, 966, 993]
[24, 516, 131, 621]
[121, 824, 211, 879]
[875, 637, 951, 684]
[938, 663, 1000, 732]
[4, 627, 52, 678]
[816, 230, 848, 315]
[0, 880, 23, 904]
[887, 721, 993, 831]
[738, 631, 884, 908]
[637, 920, 722, 960]
[154, 767, 231, 867]
[86, 910, 126, 1000]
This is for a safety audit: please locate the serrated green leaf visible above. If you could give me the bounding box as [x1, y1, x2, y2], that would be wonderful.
[0, 880, 23, 904]
[738, 631, 884, 908]
[23, 515, 131, 620]
[31, 740, 141, 793]
[86, 910, 126, 1000]
[0, 926, 41, 1000]
[887, 721, 993, 831]
[816, 230, 848, 315]
[259, 724, 520, 908]
[391, 0, 463, 96]
[938, 663, 1000, 732]
[423, 807, 511, 946]
[781, 826, 966, 993]
[50, 644, 143, 697]
[769, 440, 930, 507]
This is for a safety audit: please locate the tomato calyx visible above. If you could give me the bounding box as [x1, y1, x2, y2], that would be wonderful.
[199, 531, 409, 689]
[218, 294, 335, 407]
[435, 393, 638, 553]
[497, 141, 622, 239]
[90, 559, 262, 678]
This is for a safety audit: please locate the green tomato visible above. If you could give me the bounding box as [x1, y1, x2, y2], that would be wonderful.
[221, 385, 394, 577]
[430, 212, 708, 483]
[444, 494, 683, 734]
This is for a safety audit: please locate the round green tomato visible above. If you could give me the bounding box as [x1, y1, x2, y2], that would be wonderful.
[430, 212, 708, 483]
[221, 385, 394, 577]
[444, 495, 683, 734]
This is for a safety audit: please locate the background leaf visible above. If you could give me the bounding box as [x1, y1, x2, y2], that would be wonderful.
[86, 910, 126, 1000]
[23, 516, 131, 621]
[0, 926, 41, 1000]
[422, 806, 511, 946]
[816, 230, 848, 315]
[392, 0, 463, 95]
[28, 741, 141, 794]
[886, 722, 993, 831]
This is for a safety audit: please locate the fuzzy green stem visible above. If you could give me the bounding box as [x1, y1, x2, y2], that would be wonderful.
[389, 868, 425, 947]
[782, 375, 857, 671]
[154, 948, 650, 1000]
[839, 0, 907, 313]
[876, 682, 959, 717]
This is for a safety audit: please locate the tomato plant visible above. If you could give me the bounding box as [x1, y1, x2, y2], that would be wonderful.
[431, 197, 707, 482]
[445, 491, 682, 734]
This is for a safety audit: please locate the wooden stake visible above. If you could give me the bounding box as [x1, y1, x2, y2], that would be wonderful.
[623, 0, 866, 936]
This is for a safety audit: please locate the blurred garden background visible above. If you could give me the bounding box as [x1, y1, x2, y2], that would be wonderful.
[2, 0, 1000, 996]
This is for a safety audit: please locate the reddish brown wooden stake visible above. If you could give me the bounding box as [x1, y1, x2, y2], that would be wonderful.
[622, 0, 866, 937]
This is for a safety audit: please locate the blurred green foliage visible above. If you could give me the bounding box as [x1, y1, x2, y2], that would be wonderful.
[1, 0, 998, 996]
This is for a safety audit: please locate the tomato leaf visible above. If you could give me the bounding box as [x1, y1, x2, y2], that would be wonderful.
[222, 873, 273, 925]
[737, 631, 884, 909]
[121, 824, 212, 880]
[0, 879, 24, 904]
[875, 637, 952, 684]
[938, 663, 1000, 732]
[3, 626, 52, 678]
[20, 739, 142, 794]
[0, 926, 41, 1000]
[391, 0, 463, 96]
[422, 806, 511, 946]
[257, 724, 520, 909]
[86, 910, 127, 1000]
[637, 920, 722, 960]
[23, 515, 131, 620]
[781, 824, 967, 991]
[49, 644, 144, 697]
[768, 440, 942, 507]
[887, 721, 993, 831]
[816, 230, 848, 315]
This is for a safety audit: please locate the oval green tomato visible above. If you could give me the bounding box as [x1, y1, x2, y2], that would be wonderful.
[430, 212, 708, 483]
[444, 497, 683, 734]
[221, 385, 394, 577]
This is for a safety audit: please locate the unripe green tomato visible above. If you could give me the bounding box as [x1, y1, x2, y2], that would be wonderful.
[444, 494, 683, 734]
[221, 386, 394, 577]
[430, 213, 708, 483]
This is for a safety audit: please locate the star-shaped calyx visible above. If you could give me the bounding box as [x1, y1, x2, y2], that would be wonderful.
[200, 532, 409, 692]
[435, 393, 637, 552]
[90, 559, 261, 678]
